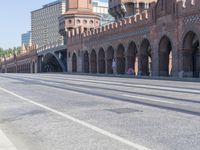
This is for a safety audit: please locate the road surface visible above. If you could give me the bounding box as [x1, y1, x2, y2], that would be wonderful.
[0, 74, 200, 150]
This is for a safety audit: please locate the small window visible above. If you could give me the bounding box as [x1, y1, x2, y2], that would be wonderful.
[83, 20, 87, 24]
[68, 20, 72, 24]
[89, 20, 94, 24]
[76, 19, 80, 24]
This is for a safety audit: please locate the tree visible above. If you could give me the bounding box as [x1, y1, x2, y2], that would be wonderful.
[16, 46, 21, 55]
[0, 48, 4, 58]
[0, 46, 22, 59]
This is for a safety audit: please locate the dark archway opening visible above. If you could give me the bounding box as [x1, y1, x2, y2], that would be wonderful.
[32, 62, 35, 73]
[117, 44, 125, 74]
[183, 31, 200, 77]
[72, 53, 77, 72]
[98, 48, 105, 73]
[107, 46, 114, 74]
[127, 42, 138, 74]
[140, 39, 152, 76]
[90, 50, 97, 73]
[159, 36, 172, 76]
[83, 51, 89, 73]
[42, 53, 62, 72]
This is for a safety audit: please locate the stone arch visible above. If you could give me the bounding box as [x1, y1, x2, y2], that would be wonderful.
[42, 53, 62, 72]
[158, 36, 173, 76]
[127, 41, 138, 74]
[98, 48, 105, 73]
[72, 53, 77, 72]
[140, 39, 152, 76]
[182, 31, 200, 77]
[117, 44, 126, 74]
[107, 46, 115, 74]
[90, 49, 97, 73]
[83, 51, 89, 73]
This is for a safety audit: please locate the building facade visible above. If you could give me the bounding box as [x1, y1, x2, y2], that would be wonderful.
[0, 44, 38, 73]
[21, 31, 32, 46]
[1, 0, 200, 79]
[93, 0, 114, 25]
[31, 0, 66, 48]
[109, 0, 157, 20]
[59, 0, 100, 37]
[66, 0, 200, 78]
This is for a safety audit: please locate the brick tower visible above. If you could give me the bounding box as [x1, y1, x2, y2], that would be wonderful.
[109, 0, 157, 20]
[59, 0, 100, 38]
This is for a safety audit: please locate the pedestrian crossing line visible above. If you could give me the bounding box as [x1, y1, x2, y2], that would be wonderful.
[122, 94, 175, 104]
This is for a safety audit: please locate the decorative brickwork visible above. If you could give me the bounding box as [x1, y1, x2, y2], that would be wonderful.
[66, 0, 200, 78]
[1, 0, 200, 78]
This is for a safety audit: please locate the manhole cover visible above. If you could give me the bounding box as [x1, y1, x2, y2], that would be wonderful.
[105, 108, 142, 114]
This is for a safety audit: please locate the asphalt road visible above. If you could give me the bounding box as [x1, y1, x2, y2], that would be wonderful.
[0, 73, 200, 150]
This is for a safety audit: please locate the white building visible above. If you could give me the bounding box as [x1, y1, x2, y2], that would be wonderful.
[31, 0, 66, 47]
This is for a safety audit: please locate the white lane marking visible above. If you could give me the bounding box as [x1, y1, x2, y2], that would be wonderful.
[9, 74, 200, 94]
[31, 80, 176, 105]
[0, 87, 151, 150]
[0, 129, 18, 150]
[47, 82, 91, 91]
[65, 78, 200, 94]
[37, 76, 200, 94]
[122, 94, 175, 104]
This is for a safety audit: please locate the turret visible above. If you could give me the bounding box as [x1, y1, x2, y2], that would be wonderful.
[59, 0, 100, 41]
[108, 0, 157, 20]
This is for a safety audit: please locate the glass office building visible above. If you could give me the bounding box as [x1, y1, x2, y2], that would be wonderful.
[21, 31, 31, 46]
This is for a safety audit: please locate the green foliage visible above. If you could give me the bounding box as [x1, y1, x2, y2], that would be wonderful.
[0, 46, 21, 58]
[0, 48, 4, 58]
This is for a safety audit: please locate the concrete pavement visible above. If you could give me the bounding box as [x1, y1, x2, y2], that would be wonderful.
[0, 129, 17, 150]
[0, 74, 200, 150]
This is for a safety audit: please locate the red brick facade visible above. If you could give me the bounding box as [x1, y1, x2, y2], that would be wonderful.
[0, 46, 37, 73]
[1, 0, 199, 78]
[67, 0, 200, 78]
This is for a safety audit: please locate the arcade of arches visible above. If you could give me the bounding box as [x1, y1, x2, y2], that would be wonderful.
[6, 62, 36, 73]
[71, 33, 200, 77]
[72, 53, 77, 72]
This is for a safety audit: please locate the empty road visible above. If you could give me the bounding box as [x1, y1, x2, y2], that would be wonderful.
[0, 74, 200, 150]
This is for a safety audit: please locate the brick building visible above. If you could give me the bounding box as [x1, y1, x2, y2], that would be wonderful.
[64, 0, 200, 78]
[1, 0, 200, 78]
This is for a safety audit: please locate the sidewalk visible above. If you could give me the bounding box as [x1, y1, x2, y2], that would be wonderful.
[0, 129, 17, 150]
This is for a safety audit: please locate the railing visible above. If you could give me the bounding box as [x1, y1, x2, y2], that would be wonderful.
[37, 40, 65, 53]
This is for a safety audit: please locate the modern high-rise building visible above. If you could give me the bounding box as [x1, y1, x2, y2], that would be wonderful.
[21, 31, 31, 46]
[31, 0, 114, 48]
[92, 0, 114, 25]
[31, 0, 66, 47]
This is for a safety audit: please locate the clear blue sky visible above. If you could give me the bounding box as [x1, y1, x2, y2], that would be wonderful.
[0, 0, 108, 50]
